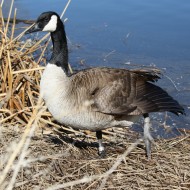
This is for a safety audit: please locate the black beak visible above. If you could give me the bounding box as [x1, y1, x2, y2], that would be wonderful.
[26, 23, 42, 34]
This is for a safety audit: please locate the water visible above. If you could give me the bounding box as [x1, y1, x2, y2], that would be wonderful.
[3, 0, 190, 137]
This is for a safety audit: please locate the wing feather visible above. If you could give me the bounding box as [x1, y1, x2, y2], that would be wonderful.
[70, 67, 185, 116]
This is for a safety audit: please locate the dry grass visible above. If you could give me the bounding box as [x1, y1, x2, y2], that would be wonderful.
[1, 126, 190, 190]
[0, 0, 190, 189]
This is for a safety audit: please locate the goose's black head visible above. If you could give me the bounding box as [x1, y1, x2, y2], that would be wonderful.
[27, 11, 61, 33]
[26, 11, 69, 75]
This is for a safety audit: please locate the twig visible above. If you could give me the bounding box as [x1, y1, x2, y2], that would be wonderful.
[60, 0, 72, 19]
[4, 0, 14, 38]
[164, 74, 180, 92]
[10, 8, 17, 41]
[12, 66, 45, 74]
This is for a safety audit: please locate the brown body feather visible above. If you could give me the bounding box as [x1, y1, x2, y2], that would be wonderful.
[70, 67, 184, 118]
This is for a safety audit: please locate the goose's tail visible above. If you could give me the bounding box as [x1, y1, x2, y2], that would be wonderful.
[136, 82, 185, 115]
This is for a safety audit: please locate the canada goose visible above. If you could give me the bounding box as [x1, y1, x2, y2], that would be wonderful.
[26, 11, 185, 159]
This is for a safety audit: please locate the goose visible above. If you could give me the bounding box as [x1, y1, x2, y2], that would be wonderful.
[26, 11, 185, 159]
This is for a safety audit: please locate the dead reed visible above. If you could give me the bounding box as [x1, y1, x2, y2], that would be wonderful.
[0, 0, 189, 189]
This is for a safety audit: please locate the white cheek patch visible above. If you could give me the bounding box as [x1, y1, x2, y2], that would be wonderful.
[43, 15, 57, 32]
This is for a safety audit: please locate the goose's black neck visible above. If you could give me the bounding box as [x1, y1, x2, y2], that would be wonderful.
[50, 20, 69, 74]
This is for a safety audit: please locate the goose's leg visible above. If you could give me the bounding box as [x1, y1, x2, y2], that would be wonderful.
[143, 113, 154, 159]
[96, 130, 105, 157]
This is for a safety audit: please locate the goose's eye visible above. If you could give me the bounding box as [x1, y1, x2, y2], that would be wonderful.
[44, 17, 49, 22]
